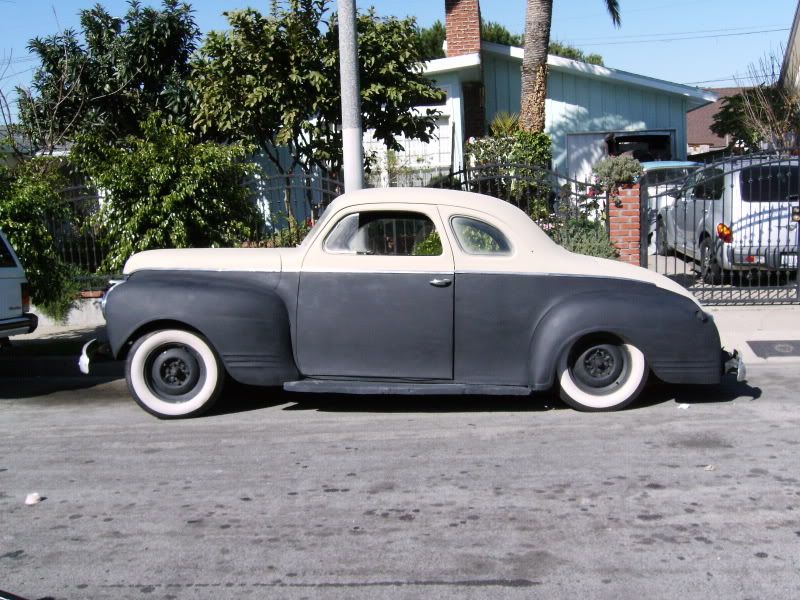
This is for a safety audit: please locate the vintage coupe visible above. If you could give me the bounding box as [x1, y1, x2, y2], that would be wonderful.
[95, 188, 743, 418]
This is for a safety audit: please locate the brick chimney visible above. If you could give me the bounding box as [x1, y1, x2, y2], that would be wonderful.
[445, 0, 482, 57]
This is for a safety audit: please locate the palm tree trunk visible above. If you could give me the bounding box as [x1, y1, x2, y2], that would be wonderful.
[520, 0, 553, 133]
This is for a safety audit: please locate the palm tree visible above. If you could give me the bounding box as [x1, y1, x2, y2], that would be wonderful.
[520, 0, 620, 133]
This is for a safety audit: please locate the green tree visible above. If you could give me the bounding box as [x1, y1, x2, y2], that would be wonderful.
[72, 115, 260, 273]
[417, 20, 446, 60]
[191, 0, 444, 180]
[521, 0, 620, 133]
[0, 159, 79, 320]
[711, 86, 799, 150]
[17, 0, 200, 152]
[548, 41, 603, 66]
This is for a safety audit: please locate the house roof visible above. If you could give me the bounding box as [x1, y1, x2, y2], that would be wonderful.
[424, 42, 718, 111]
[686, 87, 742, 148]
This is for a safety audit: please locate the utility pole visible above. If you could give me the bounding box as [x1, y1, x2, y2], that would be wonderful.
[338, 0, 364, 191]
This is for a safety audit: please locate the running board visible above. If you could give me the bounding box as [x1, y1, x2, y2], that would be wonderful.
[283, 379, 531, 396]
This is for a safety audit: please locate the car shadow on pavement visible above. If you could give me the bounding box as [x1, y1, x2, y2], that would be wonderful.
[213, 374, 761, 416]
[636, 374, 761, 409]
[212, 382, 565, 415]
[0, 376, 124, 401]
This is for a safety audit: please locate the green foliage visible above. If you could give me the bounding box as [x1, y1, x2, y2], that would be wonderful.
[416, 20, 446, 60]
[547, 218, 618, 259]
[192, 0, 443, 177]
[244, 214, 312, 248]
[489, 111, 520, 137]
[592, 155, 642, 194]
[711, 86, 800, 150]
[549, 41, 604, 65]
[411, 231, 442, 256]
[482, 21, 523, 46]
[466, 131, 553, 219]
[18, 0, 201, 150]
[72, 114, 261, 272]
[0, 158, 79, 320]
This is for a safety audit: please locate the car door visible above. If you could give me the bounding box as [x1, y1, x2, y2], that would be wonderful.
[296, 205, 455, 380]
[0, 232, 25, 321]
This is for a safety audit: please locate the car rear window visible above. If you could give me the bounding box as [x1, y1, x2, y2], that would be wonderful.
[740, 165, 800, 203]
[0, 236, 17, 268]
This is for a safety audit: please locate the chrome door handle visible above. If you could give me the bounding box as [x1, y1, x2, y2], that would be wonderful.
[429, 278, 452, 287]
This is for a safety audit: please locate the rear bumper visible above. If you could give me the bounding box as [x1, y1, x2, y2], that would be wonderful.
[725, 246, 798, 270]
[0, 313, 38, 338]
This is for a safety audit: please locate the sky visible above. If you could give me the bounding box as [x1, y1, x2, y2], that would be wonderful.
[1, 0, 797, 106]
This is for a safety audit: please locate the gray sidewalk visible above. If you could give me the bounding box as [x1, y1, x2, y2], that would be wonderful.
[708, 305, 800, 369]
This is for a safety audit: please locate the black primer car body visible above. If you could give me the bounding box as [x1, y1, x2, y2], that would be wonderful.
[101, 188, 738, 418]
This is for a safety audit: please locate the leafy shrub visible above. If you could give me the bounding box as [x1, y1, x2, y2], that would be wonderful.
[592, 155, 643, 196]
[243, 215, 312, 248]
[465, 131, 553, 218]
[0, 159, 80, 321]
[547, 218, 618, 259]
[412, 231, 442, 256]
[73, 115, 262, 272]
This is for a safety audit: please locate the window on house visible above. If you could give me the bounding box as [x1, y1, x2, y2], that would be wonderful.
[325, 211, 442, 256]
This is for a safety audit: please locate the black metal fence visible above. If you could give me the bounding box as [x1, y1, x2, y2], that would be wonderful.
[50, 151, 800, 306]
[645, 151, 800, 305]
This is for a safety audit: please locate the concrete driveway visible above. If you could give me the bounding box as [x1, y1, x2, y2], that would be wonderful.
[0, 367, 798, 600]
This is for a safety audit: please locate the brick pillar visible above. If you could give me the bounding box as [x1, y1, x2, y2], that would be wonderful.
[608, 183, 641, 265]
[445, 0, 482, 57]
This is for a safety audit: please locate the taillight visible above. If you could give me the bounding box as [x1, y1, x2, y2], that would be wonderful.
[21, 282, 30, 313]
[716, 223, 733, 243]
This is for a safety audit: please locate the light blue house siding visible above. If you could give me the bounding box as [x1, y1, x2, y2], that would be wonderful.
[483, 52, 691, 178]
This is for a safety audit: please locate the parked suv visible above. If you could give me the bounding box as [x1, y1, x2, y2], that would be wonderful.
[0, 230, 37, 339]
[657, 156, 800, 283]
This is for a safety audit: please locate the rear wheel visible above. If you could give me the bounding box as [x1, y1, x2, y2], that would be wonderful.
[126, 329, 224, 419]
[699, 237, 723, 284]
[557, 336, 648, 412]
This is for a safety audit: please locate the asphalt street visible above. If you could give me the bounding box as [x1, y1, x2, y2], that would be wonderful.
[0, 368, 798, 600]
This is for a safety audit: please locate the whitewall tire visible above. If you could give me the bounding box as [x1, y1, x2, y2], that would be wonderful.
[126, 329, 224, 419]
[557, 338, 648, 412]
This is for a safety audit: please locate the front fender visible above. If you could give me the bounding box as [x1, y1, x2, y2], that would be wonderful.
[105, 270, 298, 386]
[528, 288, 721, 389]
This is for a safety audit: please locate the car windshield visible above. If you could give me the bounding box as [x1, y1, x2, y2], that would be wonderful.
[740, 165, 800, 203]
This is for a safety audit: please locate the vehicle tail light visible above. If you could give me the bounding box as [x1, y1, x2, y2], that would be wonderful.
[21, 282, 30, 313]
[716, 223, 733, 243]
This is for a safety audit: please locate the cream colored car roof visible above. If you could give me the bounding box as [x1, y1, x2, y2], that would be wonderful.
[123, 187, 699, 305]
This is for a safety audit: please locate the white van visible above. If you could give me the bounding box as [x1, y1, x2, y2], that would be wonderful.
[0, 229, 38, 338]
[657, 157, 800, 283]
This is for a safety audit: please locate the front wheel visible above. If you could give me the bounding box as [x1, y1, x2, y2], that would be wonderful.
[126, 329, 224, 419]
[557, 337, 648, 412]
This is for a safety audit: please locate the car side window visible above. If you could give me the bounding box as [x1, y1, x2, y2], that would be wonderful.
[692, 168, 725, 201]
[324, 211, 442, 256]
[450, 216, 511, 255]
